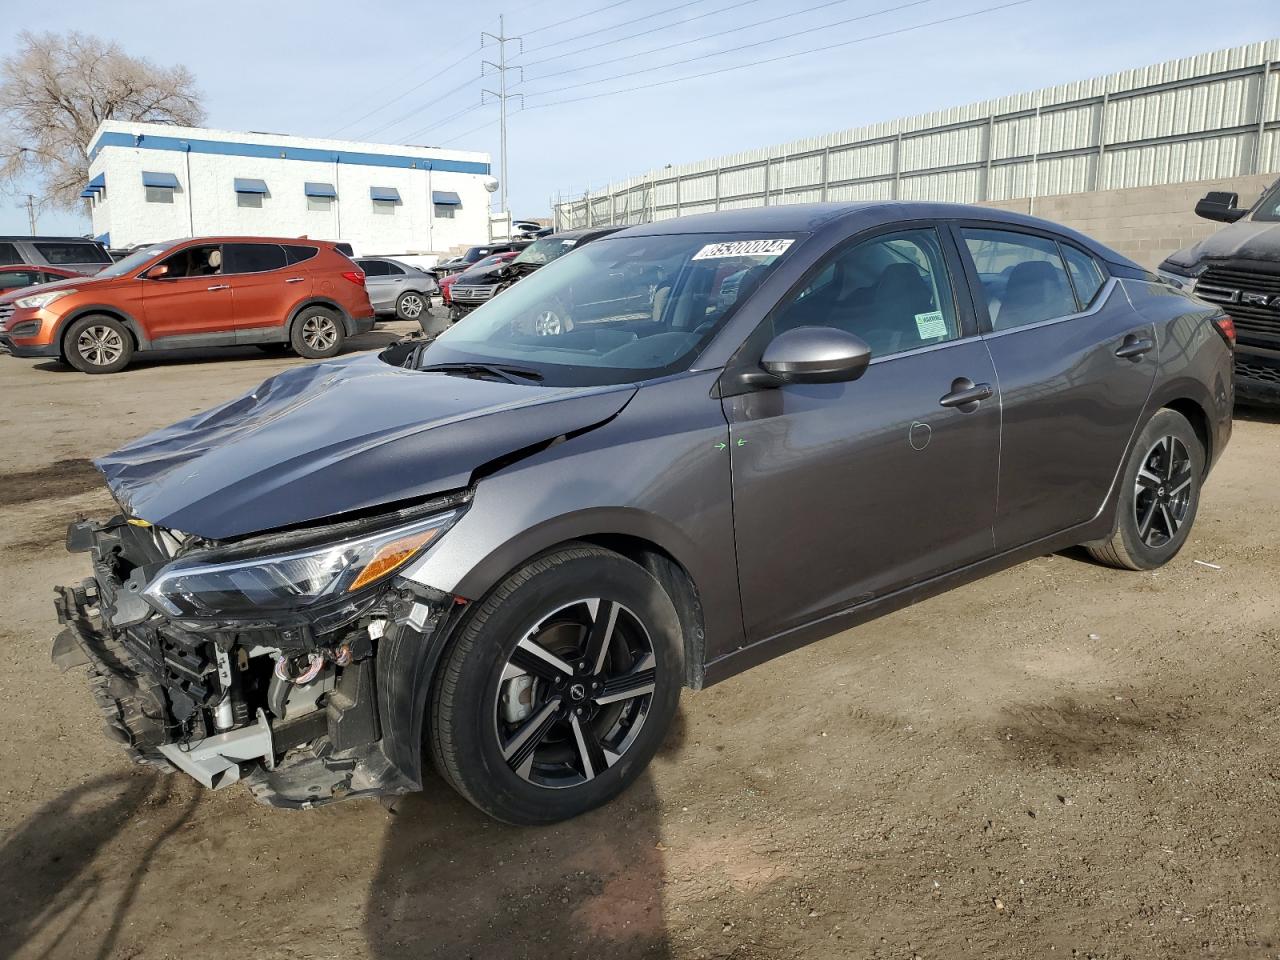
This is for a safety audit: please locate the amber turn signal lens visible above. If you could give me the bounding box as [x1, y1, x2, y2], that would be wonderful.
[347, 528, 441, 592]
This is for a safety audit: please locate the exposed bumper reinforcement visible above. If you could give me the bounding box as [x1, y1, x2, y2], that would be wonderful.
[158, 709, 275, 790]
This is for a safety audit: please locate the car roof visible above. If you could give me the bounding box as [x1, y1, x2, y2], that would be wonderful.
[0, 235, 107, 243]
[162, 236, 335, 245]
[546, 225, 624, 241]
[611, 201, 1141, 268]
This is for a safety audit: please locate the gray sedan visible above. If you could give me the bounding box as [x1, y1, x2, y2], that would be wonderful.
[355, 257, 438, 322]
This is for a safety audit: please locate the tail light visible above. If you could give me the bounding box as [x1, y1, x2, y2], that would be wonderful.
[1212, 314, 1236, 347]
[342, 270, 366, 286]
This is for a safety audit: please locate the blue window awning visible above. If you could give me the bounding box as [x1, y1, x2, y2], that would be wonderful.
[234, 177, 268, 194]
[79, 188, 97, 198]
[304, 181, 336, 198]
[87, 173, 106, 191]
[370, 186, 401, 202]
[141, 171, 180, 188]
[432, 190, 461, 206]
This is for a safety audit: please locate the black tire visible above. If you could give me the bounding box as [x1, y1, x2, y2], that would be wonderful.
[63, 314, 134, 374]
[430, 545, 684, 825]
[1085, 408, 1203, 570]
[290, 306, 346, 359]
[395, 290, 428, 322]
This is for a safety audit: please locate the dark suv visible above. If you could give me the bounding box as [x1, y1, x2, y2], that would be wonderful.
[0, 235, 112, 275]
[54, 202, 1230, 823]
[1158, 178, 1280, 403]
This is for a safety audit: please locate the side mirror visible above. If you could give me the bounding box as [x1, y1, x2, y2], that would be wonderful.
[145, 263, 170, 279]
[756, 326, 872, 385]
[1194, 191, 1248, 223]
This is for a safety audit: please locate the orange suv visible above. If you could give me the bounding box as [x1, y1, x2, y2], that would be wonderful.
[0, 237, 374, 373]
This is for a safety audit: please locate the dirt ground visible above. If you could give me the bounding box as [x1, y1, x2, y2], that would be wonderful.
[1, 313, 1278, 960]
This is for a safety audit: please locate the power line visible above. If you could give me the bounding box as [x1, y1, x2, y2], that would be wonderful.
[518, 0, 764, 70]
[525, 1, 1035, 112]
[526, 0, 927, 84]
[438, 119, 499, 147]
[518, 0, 730, 58]
[361, 72, 482, 140]
[523, 0, 940, 100]
[519, 0, 633, 37]
[326, 46, 479, 139]
[402, 102, 487, 143]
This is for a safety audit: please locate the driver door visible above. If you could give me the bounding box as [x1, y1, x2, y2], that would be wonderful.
[140, 243, 231, 341]
[724, 226, 1002, 643]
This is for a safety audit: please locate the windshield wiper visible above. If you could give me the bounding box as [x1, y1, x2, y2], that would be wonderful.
[417, 361, 544, 384]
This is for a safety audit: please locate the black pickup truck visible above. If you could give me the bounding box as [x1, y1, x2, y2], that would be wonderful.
[1159, 178, 1280, 404]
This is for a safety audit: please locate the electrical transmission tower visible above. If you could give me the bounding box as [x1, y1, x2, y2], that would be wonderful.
[481, 15, 524, 235]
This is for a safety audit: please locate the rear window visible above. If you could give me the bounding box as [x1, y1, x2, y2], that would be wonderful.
[33, 241, 111, 265]
[357, 258, 389, 277]
[225, 243, 287, 274]
[283, 244, 319, 265]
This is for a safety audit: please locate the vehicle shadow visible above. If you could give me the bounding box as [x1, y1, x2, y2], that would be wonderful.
[364, 708, 687, 960]
[1233, 402, 1280, 425]
[0, 771, 197, 960]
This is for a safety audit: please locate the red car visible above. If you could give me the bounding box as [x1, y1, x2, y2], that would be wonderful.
[0, 265, 79, 295]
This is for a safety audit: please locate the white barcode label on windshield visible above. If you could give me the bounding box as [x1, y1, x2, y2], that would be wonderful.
[692, 239, 794, 260]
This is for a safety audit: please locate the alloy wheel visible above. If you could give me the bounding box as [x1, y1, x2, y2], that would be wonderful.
[534, 310, 563, 336]
[301, 315, 338, 352]
[399, 294, 424, 319]
[494, 598, 656, 789]
[1133, 435, 1194, 548]
[77, 325, 125, 367]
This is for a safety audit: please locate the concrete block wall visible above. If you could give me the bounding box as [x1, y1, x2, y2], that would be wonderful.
[981, 172, 1277, 268]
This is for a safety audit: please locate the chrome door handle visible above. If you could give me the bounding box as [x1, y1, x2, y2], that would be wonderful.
[285, 277, 305, 283]
[1115, 335, 1154, 361]
[939, 378, 994, 409]
[207, 284, 229, 291]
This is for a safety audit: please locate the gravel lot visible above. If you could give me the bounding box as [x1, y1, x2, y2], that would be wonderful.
[1, 313, 1277, 960]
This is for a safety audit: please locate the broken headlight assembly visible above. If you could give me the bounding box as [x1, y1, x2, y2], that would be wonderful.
[141, 508, 460, 620]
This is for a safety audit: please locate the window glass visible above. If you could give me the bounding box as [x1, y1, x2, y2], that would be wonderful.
[224, 243, 287, 274]
[145, 185, 175, 204]
[383, 261, 406, 275]
[237, 192, 263, 209]
[0, 269, 41, 287]
[283, 244, 318, 265]
[1061, 244, 1105, 308]
[307, 196, 333, 212]
[0, 242, 22, 265]
[357, 259, 389, 277]
[962, 229, 1079, 330]
[373, 199, 396, 216]
[1253, 181, 1280, 222]
[771, 228, 959, 358]
[434, 203, 456, 219]
[32, 242, 111, 265]
[156, 244, 222, 278]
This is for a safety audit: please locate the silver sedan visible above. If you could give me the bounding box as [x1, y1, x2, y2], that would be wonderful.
[355, 257, 438, 322]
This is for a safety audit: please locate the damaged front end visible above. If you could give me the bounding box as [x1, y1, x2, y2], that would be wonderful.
[53, 494, 470, 808]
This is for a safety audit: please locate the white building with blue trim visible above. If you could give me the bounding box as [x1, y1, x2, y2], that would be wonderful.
[83, 121, 495, 256]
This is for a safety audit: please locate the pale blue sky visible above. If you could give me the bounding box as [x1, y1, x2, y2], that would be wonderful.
[2, 0, 1275, 236]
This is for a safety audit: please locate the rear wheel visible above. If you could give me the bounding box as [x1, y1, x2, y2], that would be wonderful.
[1085, 408, 1203, 570]
[395, 290, 427, 321]
[64, 314, 134, 374]
[430, 545, 683, 825]
[290, 306, 345, 359]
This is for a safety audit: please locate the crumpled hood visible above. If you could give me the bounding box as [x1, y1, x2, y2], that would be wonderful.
[96, 352, 636, 539]
[1163, 218, 1280, 270]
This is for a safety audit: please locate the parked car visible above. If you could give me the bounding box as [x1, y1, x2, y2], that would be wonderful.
[1157, 177, 1280, 404]
[0, 235, 112, 275]
[440, 252, 520, 310]
[431, 242, 525, 278]
[448, 226, 621, 321]
[446, 250, 523, 320]
[0, 265, 79, 295]
[54, 202, 1231, 825]
[1, 236, 373, 373]
[354, 257, 438, 322]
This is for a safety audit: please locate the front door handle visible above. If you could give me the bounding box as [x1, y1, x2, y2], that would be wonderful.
[1115, 334, 1155, 361]
[207, 284, 229, 291]
[284, 277, 305, 284]
[939, 377, 994, 409]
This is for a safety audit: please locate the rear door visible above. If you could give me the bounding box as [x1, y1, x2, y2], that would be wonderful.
[356, 258, 395, 311]
[222, 242, 293, 340]
[954, 225, 1158, 550]
[725, 225, 1001, 643]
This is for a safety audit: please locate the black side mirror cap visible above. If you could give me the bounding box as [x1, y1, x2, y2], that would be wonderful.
[1195, 191, 1248, 223]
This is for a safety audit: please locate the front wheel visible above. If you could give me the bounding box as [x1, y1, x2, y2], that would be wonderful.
[429, 545, 683, 825]
[1085, 408, 1203, 570]
[64, 314, 134, 374]
[290, 307, 345, 359]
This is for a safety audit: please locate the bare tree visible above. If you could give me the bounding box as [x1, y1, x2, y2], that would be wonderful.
[0, 32, 205, 210]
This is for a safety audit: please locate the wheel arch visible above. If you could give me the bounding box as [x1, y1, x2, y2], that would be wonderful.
[1162, 396, 1212, 475]
[58, 306, 149, 359]
[287, 297, 354, 336]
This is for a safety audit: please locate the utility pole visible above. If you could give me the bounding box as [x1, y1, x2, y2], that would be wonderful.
[482, 15, 523, 240]
[25, 194, 37, 235]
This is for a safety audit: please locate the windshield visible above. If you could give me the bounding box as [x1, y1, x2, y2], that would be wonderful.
[512, 235, 582, 267]
[96, 241, 180, 278]
[1253, 178, 1280, 222]
[416, 232, 799, 386]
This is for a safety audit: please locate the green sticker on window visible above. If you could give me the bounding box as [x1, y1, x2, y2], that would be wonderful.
[915, 310, 947, 339]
